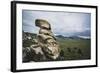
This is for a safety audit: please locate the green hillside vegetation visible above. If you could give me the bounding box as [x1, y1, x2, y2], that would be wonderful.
[23, 32, 91, 61]
[57, 38, 91, 60]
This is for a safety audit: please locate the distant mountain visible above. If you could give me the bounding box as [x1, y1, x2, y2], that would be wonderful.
[56, 35, 66, 39]
[78, 36, 90, 39]
[23, 31, 90, 41]
[56, 35, 90, 40]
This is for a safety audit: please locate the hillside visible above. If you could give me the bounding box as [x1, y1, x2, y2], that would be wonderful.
[22, 31, 91, 62]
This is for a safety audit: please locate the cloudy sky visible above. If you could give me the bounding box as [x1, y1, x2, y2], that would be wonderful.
[22, 10, 91, 37]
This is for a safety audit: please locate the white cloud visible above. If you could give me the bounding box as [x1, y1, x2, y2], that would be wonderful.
[22, 10, 91, 36]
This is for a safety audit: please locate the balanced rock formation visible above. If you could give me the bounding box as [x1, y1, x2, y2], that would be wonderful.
[35, 19, 60, 60]
[23, 19, 61, 62]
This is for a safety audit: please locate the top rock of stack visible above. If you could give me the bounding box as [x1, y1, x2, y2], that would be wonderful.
[35, 19, 51, 30]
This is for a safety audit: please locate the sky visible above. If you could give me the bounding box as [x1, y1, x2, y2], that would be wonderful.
[22, 10, 91, 37]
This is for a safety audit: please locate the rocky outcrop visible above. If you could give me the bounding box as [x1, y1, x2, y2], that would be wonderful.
[35, 19, 60, 60]
[23, 19, 60, 62]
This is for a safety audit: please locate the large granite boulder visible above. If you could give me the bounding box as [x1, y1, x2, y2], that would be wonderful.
[23, 19, 61, 62]
[35, 19, 60, 60]
[35, 19, 51, 30]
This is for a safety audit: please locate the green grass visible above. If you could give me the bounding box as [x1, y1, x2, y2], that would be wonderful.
[23, 32, 91, 61]
[57, 38, 91, 60]
[23, 38, 91, 61]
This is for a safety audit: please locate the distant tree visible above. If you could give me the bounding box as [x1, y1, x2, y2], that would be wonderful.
[59, 50, 64, 60]
[77, 48, 83, 56]
[67, 48, 71, 53]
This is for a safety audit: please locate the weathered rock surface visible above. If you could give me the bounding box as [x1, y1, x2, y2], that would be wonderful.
[35, 19, 60, 60]
[35, 19, 51, 30]
[23, 19, 61, 62]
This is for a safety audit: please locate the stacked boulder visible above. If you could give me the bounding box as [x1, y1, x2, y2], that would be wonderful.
[23, 19, 61, 62]
[35, 19, 60, 60]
